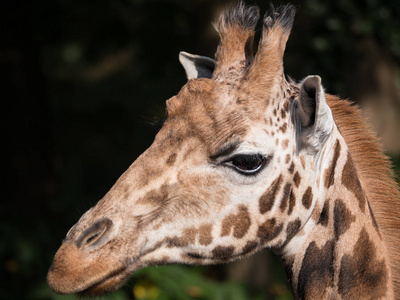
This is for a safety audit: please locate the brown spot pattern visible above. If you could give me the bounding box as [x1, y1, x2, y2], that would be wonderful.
[288, 190, 296, 215]
[280, 218, 301, 249]
[298, 240, 335, 299]
[288, 162, 294, 174]
[167, 224, 213, 248]
[324, 139, 341, 189]
[198, 224, 213, 246]
[338, 228, 388, 299]
[317, 201, 329, 227]
[280, 183, 292, 212]
[281, 108, 286, 119]
[301, 187, 313, 209]
[137, 184, 169, 205]
[280, 123, 287, 133]
[293, 171, 301, 187]
[282, 139, 289, 149]
[241, 241, 258, 255]
[342, 152, 366, 212]
[257, 218, 283, 243]
[259, 175, 282, 214]
[334, 199, 356, 240]
[166, 153, 177, 166]
[212, 246, 235, 260]
[181, 227, 197, 244]
[300, 155, 305, 169]
[220, 205, 251, 239]
[285, 154, 291, 164]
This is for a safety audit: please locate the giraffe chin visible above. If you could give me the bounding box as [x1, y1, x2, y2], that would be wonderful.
[76, 267, 131, 297]
[48, 263, 134, 296]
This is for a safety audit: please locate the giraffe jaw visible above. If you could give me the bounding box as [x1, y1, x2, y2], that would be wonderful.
[75, 262, 139, 297]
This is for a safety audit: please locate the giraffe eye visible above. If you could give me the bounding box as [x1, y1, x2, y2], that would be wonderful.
[224, 154, 266, 175]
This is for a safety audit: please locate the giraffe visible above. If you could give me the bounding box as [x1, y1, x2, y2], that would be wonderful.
[47, 2, 400, 299]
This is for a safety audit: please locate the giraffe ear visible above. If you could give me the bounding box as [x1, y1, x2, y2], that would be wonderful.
[179, 51, 215, 79]
[292, 75, 334, 153]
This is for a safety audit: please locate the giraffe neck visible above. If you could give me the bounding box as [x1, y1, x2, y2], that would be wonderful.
[277, 133, 393, 299]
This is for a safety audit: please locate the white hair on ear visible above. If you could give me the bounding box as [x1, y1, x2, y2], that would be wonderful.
[179, 52, 215, 80]
[291, 75, 334, 155]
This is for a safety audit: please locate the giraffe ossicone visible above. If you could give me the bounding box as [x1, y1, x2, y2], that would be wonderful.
[47, 2, 400, 299]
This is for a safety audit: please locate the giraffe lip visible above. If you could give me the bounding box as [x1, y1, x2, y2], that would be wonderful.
[76, 264, 133, 297]
[76, 244, 147, 296]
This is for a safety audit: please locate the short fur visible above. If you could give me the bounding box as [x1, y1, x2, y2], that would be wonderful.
[326, 94, 400, 296]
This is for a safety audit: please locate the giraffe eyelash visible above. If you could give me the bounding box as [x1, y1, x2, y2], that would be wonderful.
[222, 153, 272, 177]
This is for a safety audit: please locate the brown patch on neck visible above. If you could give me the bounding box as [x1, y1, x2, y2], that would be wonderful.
[341, 152, 366, 213]
[327, 94, 400, 295]
[297, 240, 335, 299]
[324, 139, 341, 189]
[333, 199, 356, 240]
[338, 228, 388, 299]
[317, 201, 330, 227]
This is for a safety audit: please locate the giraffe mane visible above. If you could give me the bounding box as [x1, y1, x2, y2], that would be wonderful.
[326, 94, 400, 296]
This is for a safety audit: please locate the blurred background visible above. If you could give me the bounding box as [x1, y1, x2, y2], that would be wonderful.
[2, 0, 400, 299]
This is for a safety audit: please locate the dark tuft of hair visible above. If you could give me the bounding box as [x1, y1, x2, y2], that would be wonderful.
[263, 3, 296, 32]
[218, 1, 260, 32]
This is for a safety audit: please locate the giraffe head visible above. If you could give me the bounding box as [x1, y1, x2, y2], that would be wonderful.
[48, 3, 335, 296]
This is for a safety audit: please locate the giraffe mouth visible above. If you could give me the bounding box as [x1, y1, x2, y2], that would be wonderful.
[76, 265, 131, 297]
[74, 259, 144, 297]
[47, 249, 140, 297]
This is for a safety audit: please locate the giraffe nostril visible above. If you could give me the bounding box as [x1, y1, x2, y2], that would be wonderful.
[75, 218, 113, 249]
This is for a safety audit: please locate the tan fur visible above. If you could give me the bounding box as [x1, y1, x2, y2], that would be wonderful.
[327, 94, 400, 296]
